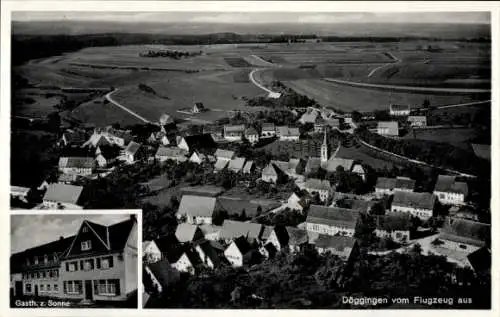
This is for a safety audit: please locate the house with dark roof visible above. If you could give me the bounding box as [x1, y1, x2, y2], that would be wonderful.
[375, 177, 397, 196]
[377, 121, 399, 136]
[375, 212, 412, 243]
[313, 235, 359, 261]
[59, 130, 87, 147]
[203, 126, 224, 142]
[260, 123, 276, 138]
[224, 236, 261, 267]
[58, 157, 94, 178]
[176, 195, 217, 225]
[42, 184, 84, 209]
[174, 223, 204, 243]
[389, 104, 411, 116]
[390, 191, 436, 220]
[228, 157, 246, 173]
[154, 146, 188, 163]
[177, 134, 216, 154]
[433, 175, 469, 205]
[394, 177, 416, 192]
[407, 116, 427, 127]
[276, 126, 300, 141]
[15, 216, 138, 303]
[261, 163, 280, 183]
[193, 240, 222, 269]
[263, 226, 290, 254]
[285, 227, 309, 253]
[219, 220, 264, 243]
[144, 259, 180, 294]
[123, 141, 143, 163]
[305, 205, 359, 237]
[324, 157, 354, 173]
[438, 218, 490, 254]
[245, 127, 259, 144]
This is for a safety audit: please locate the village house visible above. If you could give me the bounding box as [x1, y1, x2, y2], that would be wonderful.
[199, 224, 222, 241]
[192, 102, 206, 113]
[242, 160, 255, 174]
[438, 217, 490, 254]
[306, 205, 360, 237]
[176, 195, 217, 225]
[214, 148, 235, 162]
[389, 104, 411, 116]
[390, 191, 437, 220]
[159, 114, 175, 126]
[285, 227, 310, 253]
[352, 164, 366, 181]
[58, 157, 94, 178]
[276, 126, 300, 141]
[433, 175, 469, 205]
[93, 127, 133, 148]
[203, 126, 225, 142]
[213, 159, 229, 172]
[95, 149, 117, 168]
[377, 121, 399, 136]
[219, 220, 264, 244]
[374, 177, 397, 196]
[224, 236, 253, 267]
[302, 178, 332, 202]
[394, 176, 416, 192]
[375, 213, 412, 243]
[227, 157, 246, 173]
[123, 141, 143, 164]
[154, 146, 188, 163]
[59, 130, 87, 148]
[312, 235, 359, 261]
[188, 151, 206, 164]
[42, 184, 84, 209]
[260, 123, 276, 138]
[286, 192, 309, 213]
[15, 216, 137, 303]
[261, 163, 280, 183]
[177, 134, 216, 153]
[143, 240, 162, 263]
[11, 186, 31, 203]
[244, 127, 259, 145]
[144, 259, 180, 294]
[325, 157, 354, 173]
[407, 116, 427, 127]
[223, 124, 245, 142]
[169, 249, 201, 275]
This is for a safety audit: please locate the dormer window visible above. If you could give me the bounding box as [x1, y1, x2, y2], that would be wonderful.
[44, 255, 48, 264]
[82, 226, 89, 233]
[81, 240, 92, 251]
[34, 257, 39, 265]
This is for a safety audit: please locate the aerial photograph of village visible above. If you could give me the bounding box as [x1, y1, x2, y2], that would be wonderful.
[10, 9, 491, 309]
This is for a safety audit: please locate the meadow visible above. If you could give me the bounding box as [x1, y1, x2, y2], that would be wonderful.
[402, 128, 479, 150]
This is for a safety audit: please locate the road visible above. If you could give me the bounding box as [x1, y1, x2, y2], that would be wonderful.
[105, 89, 152, 124]
[323, 78, 491, 94]
[367, 52, 401, 78]
[249, 54, 276, 67]
[248, 68, 281, 98]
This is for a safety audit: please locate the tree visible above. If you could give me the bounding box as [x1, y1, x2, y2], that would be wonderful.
[351, 111, 362, 122]
[422, 99, 430, 108]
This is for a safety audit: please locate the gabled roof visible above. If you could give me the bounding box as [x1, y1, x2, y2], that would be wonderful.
[214, 148, 235, 159]
[392, 191, 436, 210]
[305, 157, 322, 172]
[178, 195, 217, 218]
[194, 240, 221, 267]
[337, 198, 376, 213]
[262, 163, 279, 177]
[377, 121, 399, 134]
[62, 131, 87, 145]
[313, 235, 357, 251]
[216, 197, 280, 218]
[307, 205, 359, 229]
[219, 220, 263, 241]
[125, 141, 141, 155]
[299, 109, 319, 123]
[180, 186, 225, 197]
[224, 125, 245, 133]
[440, 218, 490, 247]
[175, 223, 200, 243]
[434, 175, 468, 195]
[271, 160, 289, 172]
[261, 123, 276, 132]
[228, 157, 246, 172]
[325, 157, 354, 172]
[285, 227, 309, 245]
[352, 164, 365, 174]
[183, 134, 216, 152]
[199, 224, 222, 237]
[304, 178, 331, 191]
[243, 160, 255, 173]
[261, 226, 274, 241]
[277, 126, 300, 137]
[43, 184, 83, 205]
[375, 177, 397, 190]
[395, 177, 416, 191]
[230, 236, 252, 255]
[19, 235, 74, 259]
[155, 146, 187, 158]
[146, 259, 174, 287]
[203, 126, 224, 135]
[59, 157, 94, 169]
[245, 127, 258, 136]
[376, 212, 412, 232]
[214, 158, 229, 171]
[390, 104, 410, 112]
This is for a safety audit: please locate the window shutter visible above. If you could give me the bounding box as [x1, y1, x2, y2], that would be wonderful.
[115, 279, 121, 295]
[79, 261, 83, 270]
[96, 258, 101, 269]
[93, 281, 98, 295]
[63, 281, 67, 294]
[109, 256, 114, 268]
[66, 263, 69, 271]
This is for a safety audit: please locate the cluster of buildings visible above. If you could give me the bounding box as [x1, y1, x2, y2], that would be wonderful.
[376, 104, 427, 137]
[10, 216, 138, 303]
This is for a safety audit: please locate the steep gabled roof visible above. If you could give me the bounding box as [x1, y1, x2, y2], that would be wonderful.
[325, 157, 354, 172]
[59, 157, 94, 169]
[392, 191, 436, 210]
[19, 235, 75, 260]
[228, 157, 246, 172]
[224, 125, 245, 133]
[243, 161, 255, 173]
[155, 146, 187, 158]
[375, 177, 397, 190]
[230, 236, 252, 255]
[434, 175, 468, 195]
[307, 205, 359, 229]
[175, 223, 200, 243]
[43, 184, 83, 205]
[214, 149, 235, 159]
[376, 213, 412, 232]
[390, 104, 410, 112]
[177, 195, 217, 218]
[261, 163, 278, 177]
[245, 127, 258, 136]
[124, 141, 141, 155]
[146, 259, 174, 287]
[220, 220, 263, 241]
[107, 217, 136, 250]
[183, 134, 216, 152]
[261, 123, 276, 132]
[440, 218, 490, 247]
[214, 158, 229, 171]
[304, 178, 331, 191]
[285, 227, 309, 246]
[377, 121, 399, 135]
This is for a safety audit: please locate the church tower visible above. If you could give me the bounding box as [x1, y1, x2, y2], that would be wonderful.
[321, 128, 328, 163]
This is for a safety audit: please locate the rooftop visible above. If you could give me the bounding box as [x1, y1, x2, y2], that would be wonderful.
[440, 218, 490, 247]
[392, 191, 436, 210]
[325, 157, 354, 172]
[313, 235, 357, 252]
[434, 175, 468, 195]
[304, 178, 331, 191]
[43, 183, 84, 205]
[177, 195, 217, 218]
[219, 220, 263, 241]
[376, 212, 412, 232]
[59, 157, 94, 169]
[307, 205, 359, 229]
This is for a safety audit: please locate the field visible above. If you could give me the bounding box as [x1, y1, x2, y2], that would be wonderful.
[402, 128, 479, 150]
[13, 40, 491, 125]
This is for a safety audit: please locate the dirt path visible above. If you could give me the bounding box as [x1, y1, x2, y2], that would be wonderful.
[249, 68, 281, 98]
[105, 89, 152, 124]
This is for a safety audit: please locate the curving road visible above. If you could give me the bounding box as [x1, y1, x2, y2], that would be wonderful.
[323, 77, 491, 94]
[249, 68, 281, 98]
[105, 89, 152, 124]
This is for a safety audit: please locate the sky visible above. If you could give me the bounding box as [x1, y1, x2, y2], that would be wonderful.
[12, 12, 491, 24]
[11, 214, 132, 253]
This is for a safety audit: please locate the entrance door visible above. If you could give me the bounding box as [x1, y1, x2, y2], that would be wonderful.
[34, 284, 38, 297]
[84, 280, 93, 300]
[15, 281, 23, 297]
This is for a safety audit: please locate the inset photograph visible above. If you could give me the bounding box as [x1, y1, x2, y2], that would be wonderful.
[10, 213, 138, 308]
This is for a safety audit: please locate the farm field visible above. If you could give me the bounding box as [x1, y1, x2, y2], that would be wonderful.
[13, 94, 63, 118]
[336, 145, 397, 170]
[283, 79, 486, 112]
[402, 128, 479, 150]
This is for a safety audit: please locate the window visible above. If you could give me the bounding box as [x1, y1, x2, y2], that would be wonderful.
[81, 240, 92, 251]
[35, 272, 40, 279]
[44, 255, 48, 264]
[42, 271, 46, 278]
[98, 256, 114, 269]
[34, 257, 39, 265]
[83, 259, 94, 271]
[82, 226, 89, 233]
[459, 244, 467, 250]
[40, 284, 44, 291]
[396, 232, 402, 238]
[25, 284, 32, 293]
[54, 284, 58, 292]
[26, 258, 30, 266]
[47, 284, 51, 291]
[64, 281, 83, 294]
[66, 262, 77, 272]
[96, 280, 120, 296]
